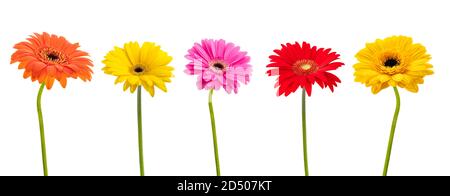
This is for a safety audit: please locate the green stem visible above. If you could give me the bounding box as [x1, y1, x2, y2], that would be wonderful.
[137, 86, 144, 176]
[383, 87, 401, 176]
[301, 88, 309, 176]
[37, 82, 48, 176]
[208, 89, 221, 176]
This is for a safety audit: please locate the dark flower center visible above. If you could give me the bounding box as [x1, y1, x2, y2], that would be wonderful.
[47, 52, 60, 61]
[213, 63, 225, 70]
[384, 58, 399, 68]
[39, 48, 67, 64]
[132, 65, 146, 75]
[134, 67, 144, 73]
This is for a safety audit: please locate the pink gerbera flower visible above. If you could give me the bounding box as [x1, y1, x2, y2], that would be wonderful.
[184, 39, 251, 176]
[185, 39, 252, 93]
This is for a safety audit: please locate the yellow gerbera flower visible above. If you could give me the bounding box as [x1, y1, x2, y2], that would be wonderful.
[354, 35, 433, 94]
[102, 41, 174, 96]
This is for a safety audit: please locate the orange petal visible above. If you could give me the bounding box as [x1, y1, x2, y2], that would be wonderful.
[18, 62, 27, 69]
[59, 76, 67, 88]
[23, 70, 32, 79]
[41, 32, 50, 46]
[47, 66, 56, 76]
[46, 77, 55, 89]
[31, 61, 47, 72]
[38, 69, 47, 82]
[70, 51, 89, 58]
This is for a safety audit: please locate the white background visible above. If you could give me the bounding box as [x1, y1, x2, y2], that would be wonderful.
[0, 0, 449, 176]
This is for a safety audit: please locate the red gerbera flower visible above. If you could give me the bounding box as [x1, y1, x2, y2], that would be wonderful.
[266, 42, 344, 96]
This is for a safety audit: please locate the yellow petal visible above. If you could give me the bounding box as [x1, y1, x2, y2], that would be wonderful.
[388, 80, 397, 87]
[408, 63, 433, 71]
[140, 42, 155, 66]
[142, 80, 155, 97]
[140, 75, 153, 86]
[114, 75, 129, 84]
[127, 75, 140, 85]
[406, 70, 433, 77]
[102, 46, 134, 76]
[405, 83, 419, 93]
[150, 68, 173, 77]
[354, 63, 373, 69]
[103, 46, 133, 68]
[142, 44, 161, 66]
[152, 52, 173, 67]
[371, 83, 382, 94]
[130, 84, 138, 93]
[369, 74, 390, 85]
[354, 69, 379, 77]
[124, 42, 140, 66]
[392, 74, 404, 82]
[123, 82, 130, 91]
[149, 75, 167, 92]
[161, 77, 172, 82]
[355, 49, 377, 64]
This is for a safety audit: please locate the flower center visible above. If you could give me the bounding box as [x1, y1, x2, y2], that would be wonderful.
[47, 52, 60, 61]
[134, 67, 144, 73]
[384, 58, 400, 68]
[293, 59, 318, 75]
[39, 48, 67, 64]
[301, 64, 312, 70]
[213, 63, 225, 70]
[376, 52, 406, 75]
[132, 65, 146, 75]
[209, 60, 228, 72]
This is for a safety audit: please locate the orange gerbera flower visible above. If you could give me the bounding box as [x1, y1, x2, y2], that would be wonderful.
[11, 32, 93, 89]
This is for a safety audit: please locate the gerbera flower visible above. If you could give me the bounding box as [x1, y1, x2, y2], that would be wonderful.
[11, 32, 93, 89]
[184, 39, 252, 176]
[353, 35, 433, 176]
[266, 41, 344, 176]
[267, 41, 343, 96]
[10, 32, 93, 176]
[103, 41, 173, 96]
[354, 35, 433, 94]
[102, 41, 173, 176]
[185, 39, 252, 94]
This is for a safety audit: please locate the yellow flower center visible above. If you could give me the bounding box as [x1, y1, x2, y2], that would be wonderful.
[293, 59, 318, 75]
[301, 64, 312, 70]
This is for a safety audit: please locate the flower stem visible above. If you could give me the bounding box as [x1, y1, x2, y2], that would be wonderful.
[36, 82, 48, 176]
[383, 87, 401, 176]
[301, 88, 309, 176]
[208, 89, 221, 176]
[137, 86, 144, 176]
